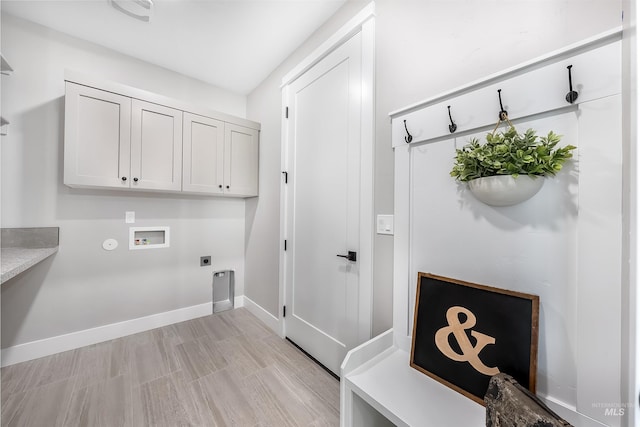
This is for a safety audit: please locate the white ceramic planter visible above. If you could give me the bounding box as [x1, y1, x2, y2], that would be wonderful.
[467, 175, 544, 207]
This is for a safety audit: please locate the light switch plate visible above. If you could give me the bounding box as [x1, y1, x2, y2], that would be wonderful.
[376, 214, 394, 235]
[125, 211, 135, 224]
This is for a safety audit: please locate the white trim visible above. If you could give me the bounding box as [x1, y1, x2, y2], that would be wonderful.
[1, 302, 212, 367]
[357, 17, 375, 342]
[278, 87, 289, 339]
[242, 296, 280, 334]
[280, 1, 375, 88]
[389, 27, 623, 119]
[393, 145, 412, 352]
[622, 3, 639, 425]
[234, 295, 244, 308]
[390, 40, 621, 149]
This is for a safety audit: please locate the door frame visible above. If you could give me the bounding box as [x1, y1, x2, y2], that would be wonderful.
[278, 2, 375, 346]
[623, 2, 639, 424]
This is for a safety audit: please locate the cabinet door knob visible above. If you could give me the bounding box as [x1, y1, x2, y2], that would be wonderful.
[226, 185, 230, 189]
[219, 185, 223, 189]
[121, 176, 127, 181]
[133, 177, 139, 182]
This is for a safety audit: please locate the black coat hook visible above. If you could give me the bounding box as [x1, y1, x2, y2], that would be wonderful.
[565, 65, 579, 104]
[497, 89, 508, 120]
[404, 120, 413, 144]
[447, 106, 457, 133]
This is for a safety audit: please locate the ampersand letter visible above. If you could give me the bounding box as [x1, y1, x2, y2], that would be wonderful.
[434, 306, 500, 376]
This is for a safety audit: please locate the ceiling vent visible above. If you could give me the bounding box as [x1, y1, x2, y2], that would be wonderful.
[109, 0, 154, 22]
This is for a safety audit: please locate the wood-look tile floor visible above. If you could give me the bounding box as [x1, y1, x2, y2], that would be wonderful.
[1, 308, 340, 426]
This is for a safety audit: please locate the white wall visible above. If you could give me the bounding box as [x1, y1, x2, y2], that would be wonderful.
[245, 0, 623, 337]
[0, 13, 248, 351]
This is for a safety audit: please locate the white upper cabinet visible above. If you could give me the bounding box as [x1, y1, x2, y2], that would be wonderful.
[64, 82, 132, 189]
[63, 73, 260, 197]
[182, 112, 225, 194]
[131, 99, 182, 191]
[182, 115, 259, 196]
[224, 123, 259, 197]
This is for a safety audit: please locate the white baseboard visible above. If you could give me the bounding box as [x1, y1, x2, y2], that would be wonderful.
[234, 295, 245, 308]
[1, 302, 213, 367]
[242, 295, 280, 334]
[0, 296, 273, 367]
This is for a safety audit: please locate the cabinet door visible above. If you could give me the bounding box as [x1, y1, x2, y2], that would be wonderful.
[131, 99, 183, 191]
[182, 113, 224, 194]
[64, 82, 131, 189]
[224, 123, 259, 196]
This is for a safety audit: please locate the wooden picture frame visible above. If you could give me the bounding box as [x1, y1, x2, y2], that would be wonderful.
[410, 272, 539, 405]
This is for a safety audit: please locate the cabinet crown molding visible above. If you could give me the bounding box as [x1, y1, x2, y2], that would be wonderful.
[64, 69, 260, 131]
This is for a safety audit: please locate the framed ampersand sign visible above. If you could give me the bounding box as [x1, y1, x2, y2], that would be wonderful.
[410, 272, 540, 405]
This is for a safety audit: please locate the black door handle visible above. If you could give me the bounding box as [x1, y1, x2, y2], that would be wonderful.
[337, 251, 357, 262]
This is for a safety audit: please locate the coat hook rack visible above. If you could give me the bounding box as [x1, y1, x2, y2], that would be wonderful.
[497, 89, 508, 121]
[565, 65, 579, 104]
[447, 106, 457, 133]
[404, 120, 413, 143]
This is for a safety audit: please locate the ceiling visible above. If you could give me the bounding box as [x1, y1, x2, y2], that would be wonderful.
[1, 0, 347, 94]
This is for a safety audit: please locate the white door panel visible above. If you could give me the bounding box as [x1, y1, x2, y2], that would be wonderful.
[284, 31, 363, 374]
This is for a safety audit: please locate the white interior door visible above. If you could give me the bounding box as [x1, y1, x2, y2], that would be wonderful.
[283, 31, 366, 375]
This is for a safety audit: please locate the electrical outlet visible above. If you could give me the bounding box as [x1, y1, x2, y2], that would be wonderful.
[200, 256, 211, 266]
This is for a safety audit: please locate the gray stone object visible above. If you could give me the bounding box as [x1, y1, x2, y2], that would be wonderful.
[485, 373, 573, 427]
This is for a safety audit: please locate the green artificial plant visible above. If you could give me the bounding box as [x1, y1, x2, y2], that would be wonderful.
[450, 127, 576, 182]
